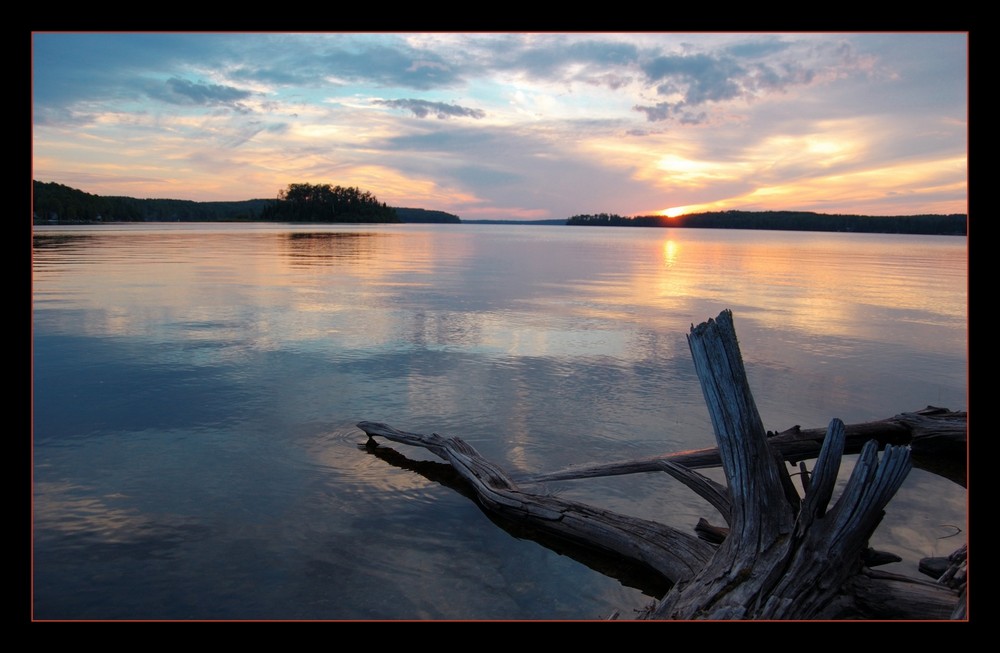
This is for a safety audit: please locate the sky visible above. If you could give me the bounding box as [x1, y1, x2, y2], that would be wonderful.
[31, 32, 968, 221]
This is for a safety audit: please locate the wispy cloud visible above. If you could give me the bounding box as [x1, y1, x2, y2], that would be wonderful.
[149, 78, 254, 110]
[373, 99, 485, 119]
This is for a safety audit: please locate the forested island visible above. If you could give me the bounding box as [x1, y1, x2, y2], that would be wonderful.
[566, 211, 967, 236]
[32, 181, 459, 224]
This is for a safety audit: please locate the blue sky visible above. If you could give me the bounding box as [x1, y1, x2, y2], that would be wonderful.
[32, 32, 967, 220]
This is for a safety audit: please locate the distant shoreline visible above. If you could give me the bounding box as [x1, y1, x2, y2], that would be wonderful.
[34, 218, 968, 238]
[33, 180, 966, 236]
[563, 210, 967, 236]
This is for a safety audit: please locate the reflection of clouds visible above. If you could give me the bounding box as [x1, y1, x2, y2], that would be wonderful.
[35, 481, 137, 540]
[32, 225, 475, 350]
[552, 231, 965, 350]
[406, 310, 485, 350]
[35, 226, 965, 395]
[481, 316, 627, 359]
[34, 481, 207, 556]
[867, 467, 967, 578]
[307, 439, 441, 495]
[733, 235, 966, 336]
[396, 308, 635, 361]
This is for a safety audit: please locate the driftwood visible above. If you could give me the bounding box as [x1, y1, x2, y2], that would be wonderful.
[356, 421, 714, 584]
[516, 407, 966, 488]
[357, 310, 966, 620]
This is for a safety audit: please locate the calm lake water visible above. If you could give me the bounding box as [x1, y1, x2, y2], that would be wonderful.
[32, 223, 967, 620]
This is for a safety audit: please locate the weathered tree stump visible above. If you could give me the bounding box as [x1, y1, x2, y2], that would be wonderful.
[357, 310, 966, 619]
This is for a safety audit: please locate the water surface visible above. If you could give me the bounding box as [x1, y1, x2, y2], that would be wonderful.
[32, 223, 967, 619]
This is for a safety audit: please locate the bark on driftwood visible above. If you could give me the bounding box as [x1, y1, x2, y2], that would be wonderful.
[357, 310, 966, 620]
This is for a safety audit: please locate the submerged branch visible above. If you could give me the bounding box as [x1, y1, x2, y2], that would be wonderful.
[357, 421, 713, 586]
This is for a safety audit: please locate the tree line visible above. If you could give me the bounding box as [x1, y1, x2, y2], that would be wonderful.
[32, 181, 274, 223]
[567, 210, 967, 235]
[394, 207, 461, 224]
[33, 181, 464, 224]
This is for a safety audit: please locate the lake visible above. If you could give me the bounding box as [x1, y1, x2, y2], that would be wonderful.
[32, 222, 968, 620]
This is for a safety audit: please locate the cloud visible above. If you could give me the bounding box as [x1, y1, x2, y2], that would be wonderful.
[509, 38, 641, 79]
[578, 73, 634, 90]
[149, 78, 254, 110]
[635, 52, 817, 122]
[376, 127, 516, 156]
[220, 120, 290, 148]
[32, 33, 230, 108]
[724, 39, 793, 59]
[371, 122, 664, 218]
[643, 53, 747, 104]
[373, 99, 485, 119]
[390, 34, 645, 92]
[320, 44, 461, 90]
[221, 124, 263, 149]
[33, 106, 96, 128]
[632, 102, 710, 125]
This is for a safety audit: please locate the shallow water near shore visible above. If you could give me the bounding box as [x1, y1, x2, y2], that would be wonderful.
[32, 222, 967, 620]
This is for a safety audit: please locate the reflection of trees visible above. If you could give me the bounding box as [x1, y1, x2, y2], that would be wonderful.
[32, 233, 97, 251]
[282, 232, 384, 267]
